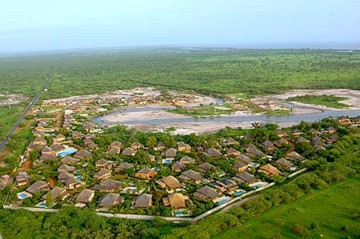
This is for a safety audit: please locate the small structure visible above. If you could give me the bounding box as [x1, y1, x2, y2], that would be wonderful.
[163, 148, 177, 159]
[42, 187, 69, 201]
[227, 148, 241, 157]
[156, 176, 182, 190]
[177, 142, 192, 152]
[232, 162, 248, 172]
[275, 158, 294, 169]
[15, 172, 30, 187]
[285, 151, 305, 161]
[122, 147, 136, 157]
[233, 172, 256, 185]
[198, 162, 215, 173]
[203, 148, 222, 158]
[215, 178, 238, 193]
[135, 168, 157, 180]
[74, 149, 92, 160]
[94, 168, 112, 180]
[179, 170, 202, 184]
[61, 156, 80, 164]
[172, 161, 186, 173]
[99, 193, 124, 208]
[131, 142, 144, 150]
[258, 164, 281, 177]
[134, 193, 153, 208]
[163, 193, 189, 209]
[193, 186, 220, 202]
[76, 189, 95, 205]
[94, 179, 122, 192]
[26, 180, 50, 194]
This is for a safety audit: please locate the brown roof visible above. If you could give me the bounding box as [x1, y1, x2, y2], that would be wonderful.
[156, 176, 181, 189]
[194, 186, 219, 200]
[58, 164, 75, 172]
[94, 179, 122, 191]
[42, 187, 68, 200]
[61, 156, 80, 164]
[164, 193, 188, 208]
[122, 147, 135, 156]
[134, 194, 153, 208]
[198, 162, 215, 173]
[40, 154, 57, 161]
[258, 164, 281, 176]
[276, 158, 293, 168]
[74, 149, 92, 159]
[117, 162, 134, 170]
[51, 144, 66, 152]
[164, 148, 177, 158]
[236, 154, 251, 164]
[286, 151, 305, 161]
[76, 189, 95, 203]
[172, 161, 186, 172]
[179, 156, 194, 164]
[180, 169, 202, 181]
[234, 172, 255, 183]
[99, 193, 124, 207]
[26, 180, 49, 194]
[204, 148, 222, 158]
[94, 168, 111, 179]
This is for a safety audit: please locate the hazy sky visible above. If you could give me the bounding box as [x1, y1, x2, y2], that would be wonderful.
[0, 0, 359, 52]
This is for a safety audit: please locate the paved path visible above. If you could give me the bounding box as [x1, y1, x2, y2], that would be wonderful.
[0, 60, 63, 152]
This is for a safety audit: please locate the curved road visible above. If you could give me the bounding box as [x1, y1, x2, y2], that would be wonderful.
[0, 60, 63, 151]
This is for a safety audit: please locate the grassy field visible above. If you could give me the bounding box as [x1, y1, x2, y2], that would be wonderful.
[288, 95, 350, 109]
[216, 175, 360, 239]
[168, 104, 234, 117]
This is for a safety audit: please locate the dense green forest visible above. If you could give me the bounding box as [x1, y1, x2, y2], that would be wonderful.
[1, 48, 360, 138]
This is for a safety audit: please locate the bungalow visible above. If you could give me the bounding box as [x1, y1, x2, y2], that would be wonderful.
[58, 172, 75, 183]
[227, 148, 241, 157]
[292, 129, 303, 136]
[177, 142, 192, 152]
[131, 142, 144, 150]
[110, 141, 123, 149]
[233, 171, 256, 185]
[198, 162, 215, 173]
[312, 136, 325, 147]
[83, 139, 98, 149]
[61, 156, 80, 164]
[154, 142, 166, 151]
[76, 189, 95, 204]
[245, 143, 257, 151]
[99, 193, 124, 208]
[276, 129, 286, 138]
[134, 193, 153, 208]
[135, 168, 157, 180]
[93, 179, 122, 192]
[156, 176, 182, 190]
[193, 186, 220, 202]
[95, 159, 115, 170]
[297, 137, 310, 143]
[232, 162, 248, 172]
[53, 134, 66, 143]
[122, 147, 136, 157]
[163, 148, 177, 159]
[309, 128, 320, 136]
[42, 187, 69, 201]
[57, 164, 75, 173]
[274, 138, 290, 147]
[163, 193, 189, 209]
[223, 137, 239, 146]
[179, 156, 195, 165]
[115, 162, 134, 172]
[236, 154, 252, 165]
[285, 151, 305, 161]
[203, 148, 222, 158]
[51, 144, 66, 153]
[15, 172, 30, 187]
[26, 180, 50, 194]
[262, 140, 276, 152]
[74, 149, 92, 160]
[71, 131, 84, 139]
[41, 146, 55, 155]
[275, 158, 294, 169]
[327, 134, 339, 144]
[40, 154, 57, 161]
[172, 161, 186, 173]
[33, 138, 47, 146]
[215, 178, 238, 193]
[179, 169, 202, 184]
[323, 126, 336, 135]
[338, 116, 351, 125]
[258, 164, 281, 177]
[246, 148, 265, 158]
[105, 146, 121, 155]
[65, 177, 84, 190]
[94, 168, 112, 180]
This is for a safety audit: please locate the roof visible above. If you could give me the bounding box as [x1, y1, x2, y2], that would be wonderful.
[137, 167, 156, 174]
[94, 168, 111, 178]
[99, 193, 123, 207]
[51, 144, 66, 152]
[94, 179, 122, 191]
[58, 172, 75, 182]
[134, 194, 153, 208]
[58, 164, 75, 172]
[117, 162, 134, 170]
[276, 158, 293, 168]
[122, 147, 135, 156]
[74, 149, 92, 159]
[172, 161, 186, 171]
[286, 151, 305, 161]
[179, 156, 194, 164]
[61, 156, 80, 164]
[110, 141, 123, 148]
[198, 162, 215, 173]
[76, 189, 95, 203]
[42, 187, 67, 200]
[233, 162, 247, 169]
[205, 148, 222, 158]
[236, 154, 251, 164]
[259, 164, 281, 176]
[156, 176, 181, 189]
[181, 169, 202, 181]
[40, 154, 57, 161]
[235, 172, 255, 183]
[26, 180, 49, 194]
[164, 148, 177, 158]
[195, 186, 219, 199]
[166, 193, 187, 208]
[64, 177, 83, 187]
[247, 148, 265, 157]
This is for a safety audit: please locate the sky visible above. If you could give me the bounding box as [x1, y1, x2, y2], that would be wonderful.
[0, 0, 359, 52]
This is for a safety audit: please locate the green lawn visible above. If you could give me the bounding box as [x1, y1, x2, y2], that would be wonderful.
[168, 105, 234, 117]
[216, 176, 360, 239]
[288, 95, 349, 109]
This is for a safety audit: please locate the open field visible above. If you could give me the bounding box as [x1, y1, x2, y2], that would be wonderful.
[216, 175, 360, 239]
[287, 95, 349, 109]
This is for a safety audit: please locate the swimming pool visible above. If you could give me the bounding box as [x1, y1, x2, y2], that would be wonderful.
[58, 147, 77, 157]
[35, 201, 47, 208]
[17, 191, 32, 200]
[162, 158, 173, 164]
[75, 175, 83, 180]
[234, 189, 246, 196]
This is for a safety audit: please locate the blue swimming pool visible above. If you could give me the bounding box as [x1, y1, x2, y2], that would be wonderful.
[58, 147, 77, 157]
[36, 201, 47, 208]
[234, 190, 246, 196]
[162, 159, 173, 164]
[17, 192, 31, 200]
[75, 175, 83, 180]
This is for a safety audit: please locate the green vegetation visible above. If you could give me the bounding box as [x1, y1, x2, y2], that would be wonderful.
[216, 175, 360, 239]
[265, 109, 291, 116]
[168, 104, 234, 117]
[288, 94, 349, 108]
